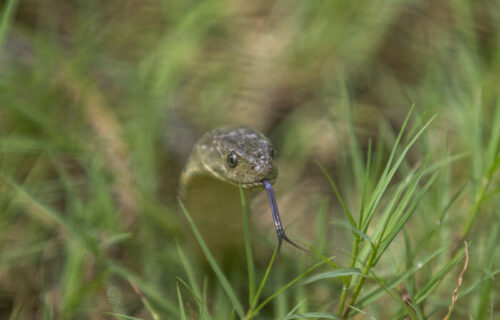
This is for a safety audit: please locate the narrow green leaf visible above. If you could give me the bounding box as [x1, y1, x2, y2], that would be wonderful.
[176, 277, 201, 305]
[178, 198, 245, 319]
[341, 80, 365, 190]
[485, 96, 500, 175]
[357, 245, 447, 308]
[109, 263, 179, 317]
[282, 299, 308, 320]
[362, 112, 436, 232]
[202, 278, 210, 320]
[309, 245, 339, 271]
[359, 139, 373, 228]
[304, 268, 364, 284]
[239, 184, 256, 305]
[254, 259, 333, 314]
[457, 268, 500, 299]
[176, 242, 201, 299]
[249, 245, 279, 313]
[288, 312, 341, 319]
[362, 106, 416, 231]
[376, 172, 438, 263]
[414, 246, 466, 303]
[176, 283, 188, 320]
[0, 0, 19, 49]
[317, 162, 357, 229]
[476, 222, 499, 319]
[331, 220, 375, 250]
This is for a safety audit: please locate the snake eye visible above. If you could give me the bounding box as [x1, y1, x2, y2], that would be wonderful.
[270, 148, 277, 159]
[227, 152, 239, 168]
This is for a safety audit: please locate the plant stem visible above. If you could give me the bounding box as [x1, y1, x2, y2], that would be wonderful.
[337, 235, 360, 316]
[343, 246, 378, 318]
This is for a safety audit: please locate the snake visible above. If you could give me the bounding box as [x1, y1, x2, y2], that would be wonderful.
[180, 126, 306, 256]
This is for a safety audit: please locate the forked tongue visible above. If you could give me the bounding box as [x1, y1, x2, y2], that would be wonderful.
[262, 180, 309, 256]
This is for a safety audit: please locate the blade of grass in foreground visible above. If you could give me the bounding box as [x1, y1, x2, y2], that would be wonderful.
[288, 313, 341, 319]
[317, 162, 356, 230]
[176, 243, 212, 319]
[461, 98, 500, 240]
[0, 0, 19, 48]
[109, 262, 179, 317]
[178, 198, 245, 319]
[304, 268, 364, 284]
[239, 184, 256, 306]
[176, 277, 201, 305]
[175, 242, 201, 299]
[176, 283, 188, 320]
[414, 246, 466, 304]
[247, 245, 279, 318]
[356, 245, 447, 309]
[476, 222, 498, 319]
[282, 299, 307, 320]
[253, 256, 334, 315]
[363, 114, 436, 233]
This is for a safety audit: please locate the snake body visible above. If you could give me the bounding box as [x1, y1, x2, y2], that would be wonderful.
[180, 126, 305, 260]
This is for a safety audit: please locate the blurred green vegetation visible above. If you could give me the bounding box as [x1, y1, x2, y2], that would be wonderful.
[1, 0, 499, 319]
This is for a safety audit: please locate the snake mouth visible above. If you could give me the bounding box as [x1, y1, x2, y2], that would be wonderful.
[238, 178, 276, 190]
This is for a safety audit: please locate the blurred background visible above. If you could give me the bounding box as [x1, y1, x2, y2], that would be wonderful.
[0, 0, 499, 319]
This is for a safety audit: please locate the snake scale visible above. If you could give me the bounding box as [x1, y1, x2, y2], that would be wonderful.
[180, 126, 306, 259]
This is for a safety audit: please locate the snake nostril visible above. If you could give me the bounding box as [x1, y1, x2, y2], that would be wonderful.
[249, 163, 256, 171]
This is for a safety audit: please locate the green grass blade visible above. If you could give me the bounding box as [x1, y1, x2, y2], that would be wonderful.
[331, 220, 376, 250]
[177, 276, 212, 320]
[310, 245, 340, 270]
[357, 245, 447, 308]
[457, 269, 500, 300]
[281, 299, 307, 320]
[362, 106, 416, 230]
[249, 245, 279, 314]
[317, 162, 357, 229]
[362, 112, 436, 232]
[109, 263, 179, 317]
[415, 182, 469, 252]
[376, 172, 439, 263]
[414, 246, 466, 304]
[178, 198, 245, 319]
[0, 0, 19, 49]
[372, 167, 419, 242]
[176, 242, 201, 299]
[304, 268, 364, 284]
[202, 278, 210, 320]
[314, 198, 329, 255]
[359, 139, 373, 228]
[476, 222, 498, 319]
[341, 79, 365, 190]
[254, 259, 333, 314]
[176, 283, 188, 320]
[288, 312, 341, 319]
[239, 184, 256, 305]
[176, 277, 201, 305]
[421, 152, 469, 177]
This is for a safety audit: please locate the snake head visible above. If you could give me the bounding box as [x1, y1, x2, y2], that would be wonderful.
[196, 126, 278, 190]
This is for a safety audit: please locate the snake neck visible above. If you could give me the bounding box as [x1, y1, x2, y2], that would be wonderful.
[182, 173, 252, 266]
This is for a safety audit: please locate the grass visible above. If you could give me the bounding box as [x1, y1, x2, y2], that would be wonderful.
[1, 0, 500, 319]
